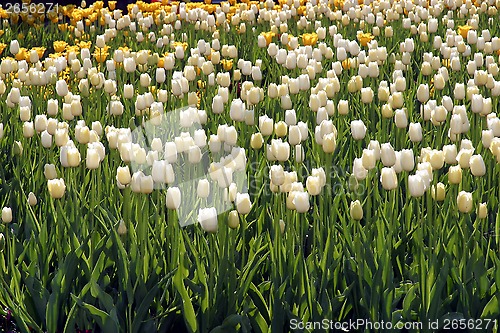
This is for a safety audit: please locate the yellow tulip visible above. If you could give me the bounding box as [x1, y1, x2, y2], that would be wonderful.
[260, 31, 276, 46]
[302, 33, 318, 46]
[53, 41, 68, 53]
[457, 25, 473, 39]
[357, 32, 374, 47]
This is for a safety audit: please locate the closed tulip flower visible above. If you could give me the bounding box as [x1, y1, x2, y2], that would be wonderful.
[44, 163, 57, 180]
[198, 207, 218, 233]
[56, 79, 69, 97]
[353, 158, 368, 180]
[27, 192, 37, 206]
[400, 149, 415, 171]
[429, 150, 445, 170]
[407, 122, 422, 143]
[362, 149, 376, 170]
[274, 121, 287, 137]
[295, 144, 304, 163]
[454, 83, 466, 100]
[456, 149, 473, 169]
[259, 115, 274, 136]
[236, 193, 252, 214]
[408, 174, 426, 197]
[394, 108, 408, 128]
[86, 148, 100, 169]
[431, 182, 446, 201]
[417, 84, 430, 103]
[443, 144, 458, 164]
[250, 133, 264, 150]
[381, 143, 396, 167]
[271, 139, 290, 161]
[351, 120, 367, 140]
[322, 133, 336, 153]
[48, 178, 66, 199]
[270, 165, 285, 186]
[1, 207, 12, 223]
[482, 130, 494, 148]
[470, 154, 486, 176]
[477, 203, 488, 219]
[123, 57, 136, 73]
[361, 87, 374, 104]
[380, 167, 398, 190]
[350, 200, 363, 220]
[166, 187, 181, 210]
[293, 191, 310, 213]
[34, 115, 48, 133]
[41, 131, 52, 148]
[306, 176, 322, 196]
[197, 179, 210, 199]
[448, 165, 462, 184]
[338, 100, 349, 115]
[228, 210, 239, 229]
[116, 166, 131, 186]
[457, 191, 473, 213]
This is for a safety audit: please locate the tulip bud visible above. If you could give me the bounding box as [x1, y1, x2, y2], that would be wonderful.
[408, 174, 426, 197]
[456, 149, 473, 168]
[381, 143, 396, 167]
[408, 123, 423, 142]
[470, 154, 486, 176]
[306, 176, 322, 196]
[431, 182, 446, 201]
[394, 108, 408, 128]
[235, 193, 252, 214]
[259, 115, 274, 136]
[228, 210, 239, 229]
[13, 141, 23, 156]
[417, 84, 430, 103]
[116, 166, 131, 185]
[350, 200, 363, 220]
[351, 120, 367, 140]
[477, 203, 488, 219]
[338, 100, 349, 115]
[47, 178, 66, 199]
[380, 167, 398, 190]
[197, 179, 210, 199]
[117, 219, 127, 235]
[86, 148, 100, 169]
[457, 191, 473, 213]
[353, 158, 368, 180]
[270, 165, 285, 186]
[293, 191, 310, 213]
[400, 149, 415, 171]
[322, 133, 336, 153]
[166, 187, 181, 210]
[448, 165, 462, 184]
[288, 126, 301, 146]
[27, 192, 37, 206]
[198, 207, 218, 233]
[429, 150, 445, 170]
[1, 207, 12, 223]
[56, 79, 69, 97]
[361, 149, 376, 170]
[274, 121, 287, 137]
[361, 87, 374, 104]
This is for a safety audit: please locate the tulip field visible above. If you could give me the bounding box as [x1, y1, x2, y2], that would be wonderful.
[2, 0, 500, 331]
